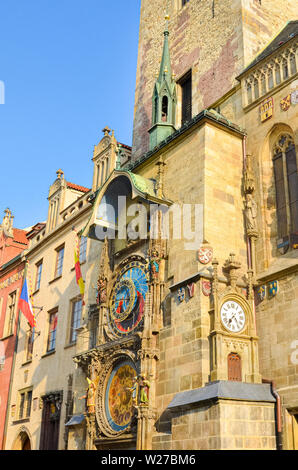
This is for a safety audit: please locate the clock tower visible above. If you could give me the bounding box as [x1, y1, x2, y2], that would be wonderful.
[209, 254, 261, 384]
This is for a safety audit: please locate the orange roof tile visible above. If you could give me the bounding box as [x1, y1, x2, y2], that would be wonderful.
[12, 228, 29, 245]
[66, 181, 90, 193]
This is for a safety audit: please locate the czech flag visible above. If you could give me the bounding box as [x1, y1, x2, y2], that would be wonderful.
[74, 239, 85, 305]
[18, 278, 35, 327]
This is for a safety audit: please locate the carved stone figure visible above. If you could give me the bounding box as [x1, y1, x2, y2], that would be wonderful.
[1, 208, 14, 237]
[138, 376, 150, 405]
[97, 276, 107, 305]
[126, 376, 138, 407]
[245, 193, 258, 232]
[80, 376, 99, 414]
[149, 248, 160, 281]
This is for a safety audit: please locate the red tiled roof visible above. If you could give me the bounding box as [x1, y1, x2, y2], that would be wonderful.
[12, 228, 29, 245]
[66, 182, 90, 193]
[117, 142, 132, 150]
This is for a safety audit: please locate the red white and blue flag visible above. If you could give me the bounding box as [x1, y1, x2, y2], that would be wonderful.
[18, 278, 35, 327]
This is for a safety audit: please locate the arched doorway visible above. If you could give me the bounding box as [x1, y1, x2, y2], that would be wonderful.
[22, 435, 31, 450]
[12, 430, 32, 450]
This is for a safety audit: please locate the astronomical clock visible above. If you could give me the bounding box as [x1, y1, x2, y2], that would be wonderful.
[107, 259, 149, 338]
[73, 229, 165, 450]
[73, 165, 168, 450]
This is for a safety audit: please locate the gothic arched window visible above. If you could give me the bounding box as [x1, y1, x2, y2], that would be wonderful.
[162, 95, 168, 122]
[273, 135, 298, 244]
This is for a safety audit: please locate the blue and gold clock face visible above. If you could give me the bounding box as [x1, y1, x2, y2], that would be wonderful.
[108, 261, 148, 337]
[105, 360, 136, 432]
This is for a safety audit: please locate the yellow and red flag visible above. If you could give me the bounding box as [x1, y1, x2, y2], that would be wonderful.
[74, 235, 85, 305]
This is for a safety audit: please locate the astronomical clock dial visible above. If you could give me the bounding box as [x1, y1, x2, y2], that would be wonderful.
[220, 300, 246, 333]
[108, 261, 148, 337]
[104, 360, 137, 432]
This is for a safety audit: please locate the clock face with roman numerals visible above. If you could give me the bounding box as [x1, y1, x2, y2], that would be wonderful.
[220, 300, 246, 333]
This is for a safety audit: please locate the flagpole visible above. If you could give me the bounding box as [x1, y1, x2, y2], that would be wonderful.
[2, 254, 28, 450]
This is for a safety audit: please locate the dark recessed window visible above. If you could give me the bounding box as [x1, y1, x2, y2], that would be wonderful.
[179, 70, 192, 125]
[273, 135, 298, 244]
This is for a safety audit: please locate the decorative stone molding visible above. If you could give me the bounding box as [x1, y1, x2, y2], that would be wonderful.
[244, 41, 298, 107]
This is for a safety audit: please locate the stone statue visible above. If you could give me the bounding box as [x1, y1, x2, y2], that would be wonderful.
[79, 376, 99, 414]
[1, 208, 14, 237]
[96, 276, 107, 305]
[126, 376, 138, 407]
[138, 376, 150, 405]
[245, 193, 258, 232]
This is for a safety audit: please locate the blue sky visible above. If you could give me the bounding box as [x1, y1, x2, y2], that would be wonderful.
[0, 0, 141, 229]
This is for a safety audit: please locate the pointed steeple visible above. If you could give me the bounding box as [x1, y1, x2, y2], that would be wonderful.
[157, 16, 172, 87]
[148, 15, 177, 150]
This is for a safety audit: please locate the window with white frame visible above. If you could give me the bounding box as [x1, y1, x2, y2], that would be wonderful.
[69, 298, 82, 343]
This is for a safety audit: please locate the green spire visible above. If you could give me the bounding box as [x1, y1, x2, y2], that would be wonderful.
[148, 15, 177, 150]
[157, 16, 172, 86]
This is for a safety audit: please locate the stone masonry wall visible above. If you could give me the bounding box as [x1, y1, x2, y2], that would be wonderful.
[153, 400, 276, 450]
[132, 0, 297, 160]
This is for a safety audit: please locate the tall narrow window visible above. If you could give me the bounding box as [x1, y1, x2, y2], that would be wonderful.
[268, 69, 274, 89]
[100, 160, 105, 186]
[290, 54, 297, 75]
[261, 74, 266, 95]
[79, 236, 87, 263]
[273, 150, 287, 238]
[180, 71, 192, 125]
[69, 299, 82, 344]
[25, 326, 34, 362]
[105, 157, 110, 181]
[19, 392, 26, 419]
[161, 96, 168, 122]
[282, 59, 289, 80]
[35, 260, 43, 291]
[286, 143, 298, 234]
[54, 245, 64, 278]
[4, 290, 17, 336]
[26, 390, 33, 417]
[253, 79, 259, 100]
[154, 95, 158, 124]
[47, 309, 58, 352]
[246, 82, 252, 104]
[275, 64, 281, 85]
[273, 135, 298, 245]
